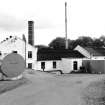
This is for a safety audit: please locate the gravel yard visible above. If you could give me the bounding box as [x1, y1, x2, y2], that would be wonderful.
[0, 71, 105, 105]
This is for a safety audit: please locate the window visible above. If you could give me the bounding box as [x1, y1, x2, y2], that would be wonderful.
[28, 63, 32, 69]
[41, 62, 45, 71]
[53, 61, 56, 68]
[28, 51, 32, 58]
[73, 61, 78, 70]
[13, 51, 17, 53]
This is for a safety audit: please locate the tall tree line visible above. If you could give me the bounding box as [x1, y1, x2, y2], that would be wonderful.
[48, 35, 105, 49]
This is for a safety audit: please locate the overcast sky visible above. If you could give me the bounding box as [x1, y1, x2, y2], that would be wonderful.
[0, 0, 105, 45]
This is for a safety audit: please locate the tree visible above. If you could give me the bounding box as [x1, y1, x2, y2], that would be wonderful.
[68, 36, 93, 49]
[48, 37, 66, 49]
[92, 39, 104, 48]
[48, 36, 104, 49]
[99, 35, 105, 42]
[76, 36, 93, 47]
[99, 35, 105, 46]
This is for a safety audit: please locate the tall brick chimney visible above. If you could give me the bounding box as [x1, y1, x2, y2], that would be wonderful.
[28, 21, 34, 46]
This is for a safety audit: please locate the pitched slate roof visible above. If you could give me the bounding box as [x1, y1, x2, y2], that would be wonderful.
[37, 48, 85, 61]
[84, 47, 105, 56]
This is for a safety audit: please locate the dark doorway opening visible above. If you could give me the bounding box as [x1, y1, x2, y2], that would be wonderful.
[41, 62, 45, 71]
[73, 61, 78, 70]
[28, 63, 32, 69]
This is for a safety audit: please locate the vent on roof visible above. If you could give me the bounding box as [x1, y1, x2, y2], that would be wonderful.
[10, 36, 12, 38]
[6, 38, 8, 40]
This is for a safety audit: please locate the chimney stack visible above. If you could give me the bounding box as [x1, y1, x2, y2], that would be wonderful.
[65, 2, 68, 49]
[28, 21, 34, 46]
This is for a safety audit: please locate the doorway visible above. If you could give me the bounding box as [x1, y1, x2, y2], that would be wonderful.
[41, 62, 45, 71]
[73, 61, 78, 70]
[28, 63, 32, 69]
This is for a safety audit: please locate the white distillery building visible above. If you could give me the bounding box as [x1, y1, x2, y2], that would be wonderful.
[0, 36, 85, 73]
[0, 36, 37, 69]
[0, 20, 87, 73]
[36, 48, 85, 73]
[0, 20, 37, 69]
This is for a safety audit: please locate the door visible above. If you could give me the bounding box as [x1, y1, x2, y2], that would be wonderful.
[73, 61, 78, 70]
[28, 63, 32, 69]
[41, 62, 45, 71]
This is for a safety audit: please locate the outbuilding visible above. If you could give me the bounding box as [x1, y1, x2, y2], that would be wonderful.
[75, 45, 105, 73]
[36, 48, 85, 73]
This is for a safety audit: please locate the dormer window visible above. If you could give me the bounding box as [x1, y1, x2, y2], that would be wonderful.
[13, 51, 17, 53]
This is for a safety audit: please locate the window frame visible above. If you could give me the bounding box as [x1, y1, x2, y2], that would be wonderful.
[28, 51, 32, 58]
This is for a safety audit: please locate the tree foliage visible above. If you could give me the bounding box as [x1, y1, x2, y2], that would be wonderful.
[48, 36, 105, 49]
[92, 39, 104, 48]
[48, 37, 66, 49]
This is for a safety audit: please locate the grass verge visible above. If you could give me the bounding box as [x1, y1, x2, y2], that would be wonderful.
[0, 77, 29, 94]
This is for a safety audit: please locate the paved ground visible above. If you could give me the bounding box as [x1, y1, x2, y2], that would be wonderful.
[0, 71, 105, 105]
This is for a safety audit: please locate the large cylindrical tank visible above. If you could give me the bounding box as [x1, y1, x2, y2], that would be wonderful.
[0, 53, 25, 80]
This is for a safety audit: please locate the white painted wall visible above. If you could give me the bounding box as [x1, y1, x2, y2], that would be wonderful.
[0, 36, 37, 69]
[91, 56, 105, 60]
[35, 60, 61, 71]
[0, 37, 88, 72]
[61, 58, 83, 73]
[35, 58, 83, 73]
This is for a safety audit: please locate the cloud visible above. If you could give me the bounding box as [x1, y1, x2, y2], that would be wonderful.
[0, 13, 56, 33]
[35, 19, 55, 29]
[0, 13, 25, 32]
